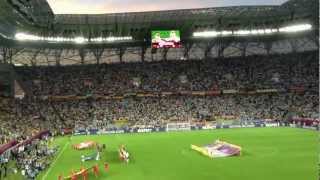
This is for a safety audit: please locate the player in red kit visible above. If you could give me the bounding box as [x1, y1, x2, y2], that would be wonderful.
[104, 162, 109, 172]
[93, 164, 99, 177]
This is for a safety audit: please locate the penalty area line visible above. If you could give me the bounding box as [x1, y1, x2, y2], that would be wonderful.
[42, 141, 69, 180]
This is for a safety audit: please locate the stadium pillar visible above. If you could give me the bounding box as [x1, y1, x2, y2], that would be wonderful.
[217, 40, 230, 58]
[0, 48, 2, 63]
[315, 36, 319, 48]
[204, 41, 215, 59]
[183, 43, 193, 60]
[263, 42, 273, 56]
[240, 42, 248, 57]
[30, 49, 42, 66]
[162, 48, 169, 61]
[141, 46, 147, 62]
[54, 49, 63, 66]
[119, 47, 126, 63]
[309, 31, 319, 48]
[1, 48, 8, 64]
[288, 39, 298, 53]
[92, 48, 104, 65]
[217, 46, 224, 58]
[7, 48, 13, 64]
[79, 49, 87, 64]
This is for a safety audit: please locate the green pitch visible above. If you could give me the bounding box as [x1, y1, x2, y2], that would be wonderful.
[9, 128, 319, 180]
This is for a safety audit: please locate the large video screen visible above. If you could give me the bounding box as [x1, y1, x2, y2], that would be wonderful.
[152, 30, 181, 48]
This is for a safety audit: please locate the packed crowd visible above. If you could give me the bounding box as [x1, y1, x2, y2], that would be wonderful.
[0, 51, 318, 141]
[15, 51, 318, 96]
[1, 93, 318, 134]
[0, 97, 44, 145]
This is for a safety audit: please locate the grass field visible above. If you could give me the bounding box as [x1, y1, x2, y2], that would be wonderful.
[7, 127, 318, 180]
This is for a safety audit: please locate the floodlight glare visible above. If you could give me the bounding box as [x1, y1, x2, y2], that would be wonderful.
[193, 23, 312, 38]
[221, 31, 232, 36]
[234, 30, 251, 36]
[93, 37, 103, 42]
[15, 33, 41, 41]
[193, 31, 220, 37]
[14, 32, 132, 44]
[264, 29, 272, 34]
[250, 30, 259, 35]
[257, 29, 265, 34]
[74, 37, 87, 44]
[279, 24, 312, 33]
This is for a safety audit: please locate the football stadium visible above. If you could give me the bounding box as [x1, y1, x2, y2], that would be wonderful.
[0, 0, 319, 179]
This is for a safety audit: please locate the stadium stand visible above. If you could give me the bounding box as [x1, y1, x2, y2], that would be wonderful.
[15, 52, 318, 96]
[1, 50, 319, 141]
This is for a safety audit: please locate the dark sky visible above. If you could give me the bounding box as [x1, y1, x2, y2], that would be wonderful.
[47, 0, 289, 14]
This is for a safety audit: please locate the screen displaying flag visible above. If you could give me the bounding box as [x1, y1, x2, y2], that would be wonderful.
[152, 30, 181, 48]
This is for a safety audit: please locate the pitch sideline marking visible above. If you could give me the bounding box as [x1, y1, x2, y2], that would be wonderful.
[42, 141, 69, 180]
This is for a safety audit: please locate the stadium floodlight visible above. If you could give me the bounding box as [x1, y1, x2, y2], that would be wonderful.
[74, 37, 87, 44]
[193, 23, 312, 38]
[91, 36, 132, 42]
[250, 30, 259, 35]
[257, 29, 265, 34]
[124, 36, 133, 40]
[264, 29, 273, 34]
[279, 24, 312, 33]
[234, 30, 251, 36]
[14, 32, 133, 43]
[14, 63, 24, 66]
[221, 31, 232, 36]
[193, 31, 220, 37]
[56, 37, 64, 42]
[47, 37, 54, 41]
[250, 29, 266, 35]
[15, 33, 41, 41]
[106, 37, 116, 41]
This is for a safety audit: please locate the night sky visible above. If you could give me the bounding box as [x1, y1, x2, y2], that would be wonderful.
[47, 0, 289, 14]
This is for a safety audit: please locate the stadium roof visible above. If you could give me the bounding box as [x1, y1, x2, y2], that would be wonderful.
[0, 0, 317, 52]
[47, 0, 289, 14]
[0, 0, 317, 36]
